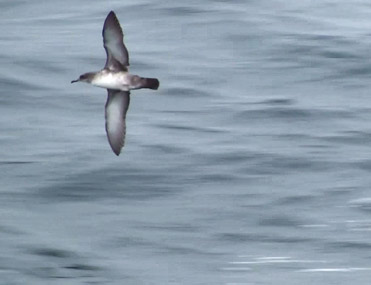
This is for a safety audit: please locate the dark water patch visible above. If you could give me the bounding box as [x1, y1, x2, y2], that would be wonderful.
[304, 144, 332, 151]
[274, 187, 354, 208]
[136, 222, 200, 233]
[349, 198, 371, 212]
[0, 35, 23, 41]
[0, 161, 35, 165]
[304, 34, 348, 43]
[209, 0, 249, 4]
[30, 248, 74, 259]
[39, 180, 173, 202]
[162, 87, 211, 98]
[274, 43, 314, 58]
[116, 235, 220, 257]
[24, 266, 63, 279]
[276, 134, 327, 149]
[225, 32, 264, 48]
[142, 144, 188, 155]
[0, 192, 38, 205]
[159, 109, 203, 115]
[64, 264, 100, 271]
[217, 233, 314, 244]
[321, 131, 371, 146]
[274, 195, 318, 206]
[236, 107, 312, 121]
[25, 246, 103, 279]
[287, 33, 358, 55]
[275, 133, 314, 140]
[157, 245, 218, 256]
[257, 98, 295, 106]
[327, 241, 371, 251]
[113, 236, 155, 248]
[156, 6, 210, 17]
[201, 151, 264, 165]
[36, 167, 179, 203]
[0, 0, 25, 10]
[342, 65, 371, 77]
[321, 186, 359, 200]
[196, 173, 243, 183]
[261, 156, 330, 172]
[258, 215, 301, 227]
[198, 151, 334, 175]
[275, 44, 318, 62]
[354, 160, 371, 171]
[240, 155, 334, 175]
[297, 65, 371, 87]
[24, 264, 101, 279]
[319, 50, 358, 59]
[236, 107, 354, 122]
[269, 33, 362, 83]
[155, 123, 224, 134]
[0, 225, 24, 235]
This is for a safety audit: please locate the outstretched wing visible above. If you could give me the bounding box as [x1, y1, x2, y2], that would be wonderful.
[105, 89, 130, 155]
[102, 11, 129, 70]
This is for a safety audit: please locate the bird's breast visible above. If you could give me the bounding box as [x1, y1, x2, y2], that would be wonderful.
[92, 71, 130, 91]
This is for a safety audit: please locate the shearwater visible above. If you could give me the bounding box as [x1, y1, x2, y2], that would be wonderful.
[71, 11, 160, 156]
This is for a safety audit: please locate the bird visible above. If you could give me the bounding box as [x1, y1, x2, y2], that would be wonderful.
[71, 11, 159, 156]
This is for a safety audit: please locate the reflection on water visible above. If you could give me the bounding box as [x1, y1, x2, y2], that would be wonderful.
[1, 0, 371, 284]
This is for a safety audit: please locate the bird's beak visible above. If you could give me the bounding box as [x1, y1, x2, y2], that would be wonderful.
[71, 79, 79, 83]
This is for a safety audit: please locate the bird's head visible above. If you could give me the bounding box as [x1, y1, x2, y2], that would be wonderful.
[71, 72, 95, 84]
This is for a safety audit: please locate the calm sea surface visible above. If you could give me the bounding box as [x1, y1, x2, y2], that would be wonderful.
[2, 1, 371, 284]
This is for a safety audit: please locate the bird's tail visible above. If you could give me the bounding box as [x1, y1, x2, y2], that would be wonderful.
[141, 78, 160, 90]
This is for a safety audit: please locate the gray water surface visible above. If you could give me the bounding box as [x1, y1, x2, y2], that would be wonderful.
[2, 1, 371, 284]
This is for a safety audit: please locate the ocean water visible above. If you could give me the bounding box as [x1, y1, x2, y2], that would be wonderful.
[2, 0, 371, 284]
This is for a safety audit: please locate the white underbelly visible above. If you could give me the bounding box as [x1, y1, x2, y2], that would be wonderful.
[92, 72, 130, 91]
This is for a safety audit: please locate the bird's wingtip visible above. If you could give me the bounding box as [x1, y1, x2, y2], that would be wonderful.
[111, 147, 121, 156]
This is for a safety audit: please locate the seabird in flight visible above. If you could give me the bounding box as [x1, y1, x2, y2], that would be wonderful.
[72, 11, 159, 155]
